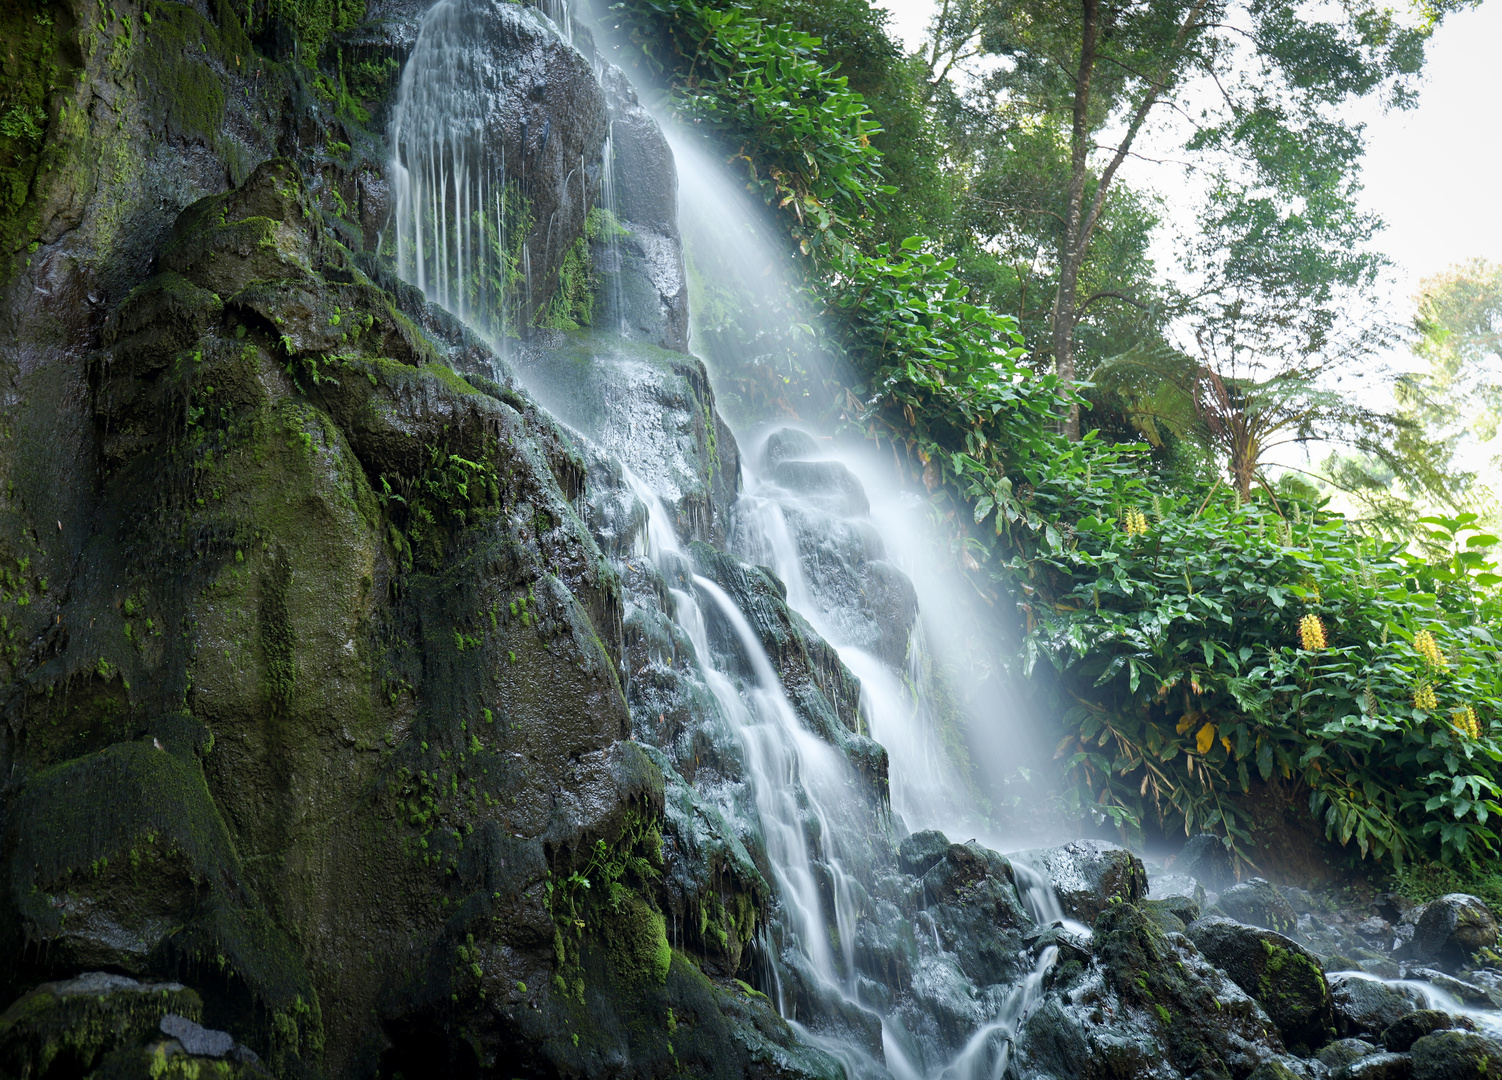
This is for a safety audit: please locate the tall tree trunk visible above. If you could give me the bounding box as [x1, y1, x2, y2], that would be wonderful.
[1051, 0, 1099, 442]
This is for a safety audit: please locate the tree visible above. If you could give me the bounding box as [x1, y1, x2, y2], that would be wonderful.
[922, 0, 1451, 439]
[1399, 258, 1502, 494]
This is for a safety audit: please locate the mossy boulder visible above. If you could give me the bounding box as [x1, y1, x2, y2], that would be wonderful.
[1330, 973, 1423, 1039]
[1091, 902, 1287, 1077]
[1383, 1010, 1466, 1053]
[1405, 894, 1500, 973]
[0, 973, 202, 1080]
[1409, 1029, 1502, 1080]
[1187, 916, 1334, 1054]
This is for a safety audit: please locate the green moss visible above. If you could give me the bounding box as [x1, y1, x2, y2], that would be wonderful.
[0, 980, 204, 1079]
[536, 237, 595, 331]
[0, 0, 77, 276]
[4, 742, 322, 1051]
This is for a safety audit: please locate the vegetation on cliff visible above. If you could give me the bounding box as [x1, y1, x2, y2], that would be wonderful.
[605, 0, 1502, 877]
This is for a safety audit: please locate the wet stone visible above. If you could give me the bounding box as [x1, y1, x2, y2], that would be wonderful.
[1174, 833, 1235, 891]
[1328, 973, 1423, 1039]
[1408, 1029, 1502, 1080]
[1218, 877, 1300, 934]
[159, 1014, 234, 1057]
[1404, 894, 1499, 972]
[1318, 1037, 1381, 1068]
[1013, 839, 1148, 924]
[1381, 1010, 1466, 1053]
[898, 829, 951, 878]
[1333, 1051, 1414, 1080]
[760, 428, 821, 470]
[1187, 916, 1335, 1054]
[770, 459, 870, 518]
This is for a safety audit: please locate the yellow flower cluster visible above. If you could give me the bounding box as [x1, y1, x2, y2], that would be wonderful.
[1122, 507, 1149, 536]
[1414, 629, 1447, 669]
[1413, 682, 1438, 711]
[1298, 613, 1327, 652]
[1453, 706, 1481, 739]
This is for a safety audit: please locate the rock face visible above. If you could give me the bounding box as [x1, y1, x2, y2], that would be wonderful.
[1403, 894, 1499, 972]
[1329, 974, 1424, 1039]
[1013, 839, 1149, 924]
[594, 67, 690, 351]
[1188, 917, 1335, 1053]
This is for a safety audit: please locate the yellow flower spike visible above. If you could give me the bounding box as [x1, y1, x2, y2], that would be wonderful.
[1414, 629, 1447, 669]
[1298, 613, 1326, 652]
[1413, 682, 1438, 711]
[1453, 708, 1479, 739]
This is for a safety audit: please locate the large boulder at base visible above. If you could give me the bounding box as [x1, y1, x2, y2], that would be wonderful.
[1174, 833, 1235, 891]
[1246, 1062, 1302, 1080]
[1187, 916, 1335, 1054]
[1409, 1030, 1502, 1080]
[1382, 1010, 1469, 1053]
[1333, 1052, 1415, 1080]
[0, 974, 203, 1079]
[1404, 894, 1499, 972]
[1319, 1038, 1382, 1069]
[1013, 840, 1148, 924]
[1329, 973, 1425, 1039]
[1218, 878, 1300, 934]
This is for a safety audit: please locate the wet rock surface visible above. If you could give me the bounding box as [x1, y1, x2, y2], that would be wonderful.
[1013, 839, 1148, 924]
[1187, 916, 1335, 1053]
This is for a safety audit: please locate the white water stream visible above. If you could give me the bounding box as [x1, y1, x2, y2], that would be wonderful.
[389, 4, 1072, 1076]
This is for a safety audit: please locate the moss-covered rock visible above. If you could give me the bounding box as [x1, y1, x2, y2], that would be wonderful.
[1409, 1029, 1502, 1080]
[1187, 916, 1334, 1054]
[0, 973, 202, 1079]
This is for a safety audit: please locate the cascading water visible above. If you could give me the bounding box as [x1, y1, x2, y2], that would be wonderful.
[388, 4, 1077, 1076]
[390, 0, 512, 344]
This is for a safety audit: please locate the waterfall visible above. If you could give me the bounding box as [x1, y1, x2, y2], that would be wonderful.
[386, 5, 1073, 1076]
[389, 0, 516, 348]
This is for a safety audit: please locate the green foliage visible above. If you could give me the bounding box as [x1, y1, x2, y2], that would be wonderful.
[536, 237, 594, 330]
[1007, 466, 1502, 866]
[377, 442, 503, 570]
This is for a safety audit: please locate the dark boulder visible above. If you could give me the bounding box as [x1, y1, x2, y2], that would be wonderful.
[771, 459, 871, 518]
[1319, 1038, 1381, 1068]
[1409, 1030, 1502, 1080]
[1013, 840, 1148, 924]
[1174, 833, 1235, 891]
[1218, 877, 1300, 934]
[920, 843, 1032, 986]
[1382, 1010, 1472, 1052]
[1246, 1062, 1302, 1080]
[1329, 973, 1424, 1039]
[1404, 894, 1499, 972]
[898, 829, 951, 878]
[1187, 916, 1335, 1053]
[1333, 1052, 1414, 1080]
[761, 428, 821, 470]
